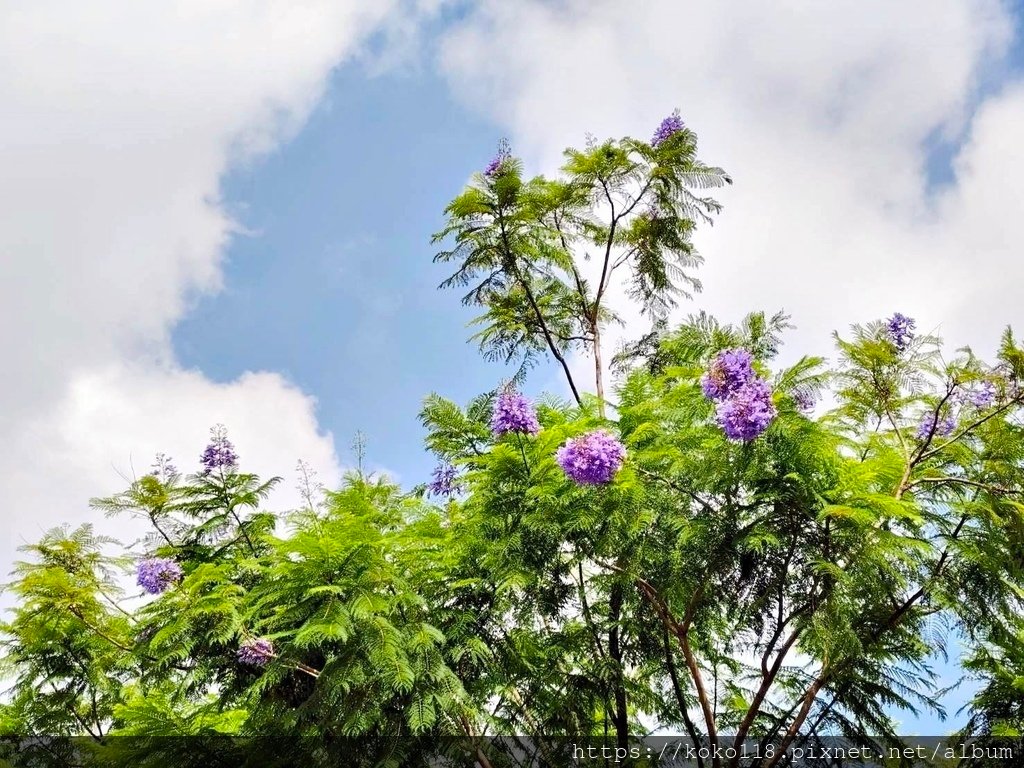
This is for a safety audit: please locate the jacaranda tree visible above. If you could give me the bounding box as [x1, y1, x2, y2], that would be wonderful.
[1, 113, 1022, 767]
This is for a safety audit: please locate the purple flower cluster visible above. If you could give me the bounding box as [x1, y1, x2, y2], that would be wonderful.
[491, 391, 541, 436]
[237, 637, 274, 667]
[136, 557, 183, 595]
[701, 349, 755, 401]
[917, 413, 956, 440]
[961, 381, 996, 409]
[428, 463, 463, 499]
[715, 378, 778, 442]
[484, 139, 511, 177]
[150, 453, 178, 481]
[886, 313, 916, 352]
[201, 424, 238, 474]
[556, 430, 626, 486]
[701, 349, 777, 441]
[651, 110, 685, 147]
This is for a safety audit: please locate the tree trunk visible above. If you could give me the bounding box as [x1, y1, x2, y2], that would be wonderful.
[608, 583, 628, 749]
[593, 320, 606, 419]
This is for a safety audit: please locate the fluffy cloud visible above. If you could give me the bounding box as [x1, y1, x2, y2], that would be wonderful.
[3, 365, 339, 553]
[0, 2, 412, 579]
[437, 0, 1021, 375]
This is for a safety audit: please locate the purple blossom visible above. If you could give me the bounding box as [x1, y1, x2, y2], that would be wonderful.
[701, 349, 756, 402]
[651, 110, 685, 147]
[484, 139, 511, 177]
[490, 391, 541, 436]
[136, 557, 183, 595]
[917, 413, 956, 440]
[237, 637, 275, 667]
[427, 463, 463, 499]
[715, 378, 778, 442]
[886, 313, 916, 352]
[556, 430, 627, 486]
[794, 390, 815, 413]
[200, 424, 238, 474]
[150, 453, 178, 481]
[962, 381, 997, 409]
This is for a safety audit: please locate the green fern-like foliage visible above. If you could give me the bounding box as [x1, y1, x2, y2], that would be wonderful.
[434, 127, 729, 412]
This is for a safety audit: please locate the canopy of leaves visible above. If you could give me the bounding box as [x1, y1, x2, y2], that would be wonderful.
[1, 120, 1022, 768]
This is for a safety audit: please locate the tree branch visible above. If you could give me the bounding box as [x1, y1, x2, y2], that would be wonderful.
[496, 212, 583, 405]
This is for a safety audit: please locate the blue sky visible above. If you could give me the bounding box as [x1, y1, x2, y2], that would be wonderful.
[4, 0, 1024, 741]
[173, 2, 1024, 495]
[174, 63, 506, 484]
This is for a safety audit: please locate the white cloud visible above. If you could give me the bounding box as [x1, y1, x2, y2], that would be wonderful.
[0, 2, 419, 581]
[4, 365, 339, 552]
[437, 0, 1021, 378]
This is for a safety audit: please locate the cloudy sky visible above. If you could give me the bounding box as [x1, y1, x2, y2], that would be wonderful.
[2, 0, 1023, 731]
